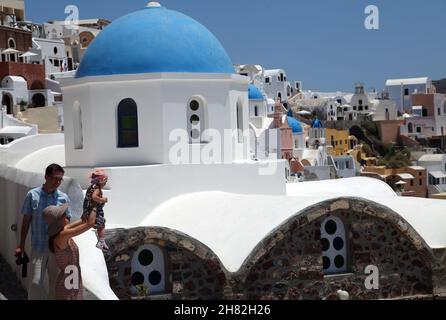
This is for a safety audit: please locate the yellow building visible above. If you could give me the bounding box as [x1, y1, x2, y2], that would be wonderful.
[326, 128, 357, 156]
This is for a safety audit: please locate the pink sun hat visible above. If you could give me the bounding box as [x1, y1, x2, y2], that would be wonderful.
[88, 168, 108, 184]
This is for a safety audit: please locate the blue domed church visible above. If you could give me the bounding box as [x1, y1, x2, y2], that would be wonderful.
[62, 1, 250, 171]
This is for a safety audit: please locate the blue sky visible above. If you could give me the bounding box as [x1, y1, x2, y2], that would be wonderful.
[25, 0, 446, 92]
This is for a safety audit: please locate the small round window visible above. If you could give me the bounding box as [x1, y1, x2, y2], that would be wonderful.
[190, 100, 199, 111]
[131, 245, 166, 296]
[190, 115, 200, 125]
[54, 47, 58, 55]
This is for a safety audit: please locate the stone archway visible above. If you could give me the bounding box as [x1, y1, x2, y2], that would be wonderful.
[240, 198, 435, 300]
[105, 227, 227, 300]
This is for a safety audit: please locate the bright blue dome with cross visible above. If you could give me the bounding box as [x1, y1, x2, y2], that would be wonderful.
[76, 2, 235, 78]
[248, 84, 264, 100]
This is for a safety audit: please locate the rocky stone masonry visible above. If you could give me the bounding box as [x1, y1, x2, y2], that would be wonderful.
[105, 227, 227, 300]
[105, 198, 446, 300]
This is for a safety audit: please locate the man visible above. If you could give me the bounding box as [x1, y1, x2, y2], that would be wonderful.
[15, 163, 72, 300]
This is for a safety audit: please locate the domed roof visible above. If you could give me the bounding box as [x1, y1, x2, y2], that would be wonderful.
[287, 116, 303, 134]
[248, 84, 264, 100]
[76, 3, 235, 78]
[311, 118, 324, 128]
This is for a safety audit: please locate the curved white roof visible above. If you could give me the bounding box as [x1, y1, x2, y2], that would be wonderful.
[2, 76, 27, 83]
[14, 145, 66, 173]
[142, 188, 446, 272]
[286, 177, 397, 198]
[144, 192, 329, 272]
[374, 196, 446, 249]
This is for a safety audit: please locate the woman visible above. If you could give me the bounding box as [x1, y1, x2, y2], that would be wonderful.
[43, 204, 96, 300]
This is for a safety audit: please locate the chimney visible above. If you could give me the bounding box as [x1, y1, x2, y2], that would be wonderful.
[273, 99, 283, 128]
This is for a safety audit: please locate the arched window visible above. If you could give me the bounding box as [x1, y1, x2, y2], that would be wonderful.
[73, 101, 83, 149]
[117, 98, 139, 148]
[254, 105, 259, 117]
[408, 123, 413, 134]
[8, 38, 16, 48]
[187, 97, 207, 144]
[131, 244, 166, 296]
[321, 216, 348, 275]
[8, 38, 16, 62]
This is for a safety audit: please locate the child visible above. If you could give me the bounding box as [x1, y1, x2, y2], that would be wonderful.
[82, 168, 109, 251]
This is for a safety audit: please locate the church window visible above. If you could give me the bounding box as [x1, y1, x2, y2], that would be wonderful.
[131, 244, 167, 297]
[321, 216, 348, 275]
[117, 98, 139, 148]
[73, 101, 83, 149]
[254, 105, 259, 117]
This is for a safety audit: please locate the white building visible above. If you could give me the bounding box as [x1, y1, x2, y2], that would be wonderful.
[372, 98, 398, 121]
[1, 76, 28, 113]
[417, 154, 446, 195]
[263, 69, 292, 103]
[0, 105, 37, 144]
[43, 19, 109, 67]
[330, 155, 357, 178]
[400, 93, 446, 139]
[30, 38, 68, 75]
[236, 65, 294, 104]
[386, 77, 434, 113]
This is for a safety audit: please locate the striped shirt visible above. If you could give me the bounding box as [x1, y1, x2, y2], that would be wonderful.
[21, 186, 72, 253]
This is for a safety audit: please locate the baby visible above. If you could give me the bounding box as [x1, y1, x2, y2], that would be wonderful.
[82, 169, 109, 251]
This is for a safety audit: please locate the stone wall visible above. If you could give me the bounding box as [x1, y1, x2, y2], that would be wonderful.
[103, 199, 442, 300]
[241, 199, 434, 300]
[105, 227, 227, 300]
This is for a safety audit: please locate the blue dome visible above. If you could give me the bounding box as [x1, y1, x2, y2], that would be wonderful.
[248, 84, 264, 100]
[312, 119, 324, 128]
[76, 4, 235, 78]
[288, 116, 303, 134]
